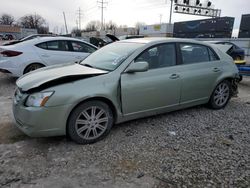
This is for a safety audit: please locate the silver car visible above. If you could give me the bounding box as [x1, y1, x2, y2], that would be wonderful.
[13, 38, 239, 144]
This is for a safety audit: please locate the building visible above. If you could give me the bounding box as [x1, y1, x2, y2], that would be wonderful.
[139, 23, 173, 37]
[81, 27, 137, 39]
[0, 25, 37, 40]
[173, 17, 235, 38]
[238, 14, 250, 38]
[0, 25, 21, 39]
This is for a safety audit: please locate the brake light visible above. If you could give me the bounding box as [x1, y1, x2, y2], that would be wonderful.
[0, 50, 23, 57]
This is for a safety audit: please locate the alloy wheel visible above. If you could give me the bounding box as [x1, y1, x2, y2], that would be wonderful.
[75, 106, 108, 140]
[213, 82, 230, 107]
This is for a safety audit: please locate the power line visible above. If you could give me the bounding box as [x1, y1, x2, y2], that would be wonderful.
[97, 0, 108, 30]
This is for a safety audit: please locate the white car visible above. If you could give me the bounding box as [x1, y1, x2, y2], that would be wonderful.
[0, 37, 97, 77]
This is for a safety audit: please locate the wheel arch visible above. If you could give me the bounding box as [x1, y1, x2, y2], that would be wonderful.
[23, 62, 46, 74]
[209, 76, 235, 98]
[66, 96, 118, 136]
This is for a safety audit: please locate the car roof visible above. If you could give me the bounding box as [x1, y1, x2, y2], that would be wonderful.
[30, 36, 86, 43]
[7, 36, 97, 48]
[118, 37, 213, 46]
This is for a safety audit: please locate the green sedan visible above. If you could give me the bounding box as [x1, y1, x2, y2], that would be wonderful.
[13, 38, 239, 144]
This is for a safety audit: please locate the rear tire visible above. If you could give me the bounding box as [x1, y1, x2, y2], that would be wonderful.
[67, 101, 114, 144]
[239, 75, 243, 82]
[208, 80, 232, 109]
[24, 63, 45, 74]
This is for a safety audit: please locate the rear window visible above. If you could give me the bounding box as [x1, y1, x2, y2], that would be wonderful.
[36, 40, 69, 51]
[180, 43, 219, 64]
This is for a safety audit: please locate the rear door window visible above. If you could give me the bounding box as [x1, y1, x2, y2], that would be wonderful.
[36, 40, 69, 51]
[180, 43, 210, 64]
[70, 41, 96, 53]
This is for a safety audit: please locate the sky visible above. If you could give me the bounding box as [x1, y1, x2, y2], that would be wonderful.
[0, 0, 249, 36]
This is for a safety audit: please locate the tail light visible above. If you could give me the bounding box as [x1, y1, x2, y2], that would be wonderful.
[0, 50, 23, 57]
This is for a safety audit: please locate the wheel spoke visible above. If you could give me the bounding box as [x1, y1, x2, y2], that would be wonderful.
[96, 124, 106, 131]
[223, 88, 229, 93]
[76, 119, 89, 125]
[214, 95, 220, 99]
[92, 128, 98, 137]
[95, 109, 105, 119]
[215, 98, 220, 104]
[96, 117, 108, 124]
[77, 125, 89, 134]
[84, 128, 91, 139]
[91, 106, 96, 118]
[82, 111, 91, 120]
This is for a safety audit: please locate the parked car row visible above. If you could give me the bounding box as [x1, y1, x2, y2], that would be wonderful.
[2, 34, 57, 46]
[0, 36, 97, 77]
[0, 34, 15, 40]
[12, 38, 239, 144]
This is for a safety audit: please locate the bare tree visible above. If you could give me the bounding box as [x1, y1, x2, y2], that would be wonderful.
[104, 21, 117, 31]
[18, 14, 48, 33]
[84, 21, 101, 32]
[71, 27, 82, 37]
[118, 24, 128, 28]
[0, 14, 15, 25]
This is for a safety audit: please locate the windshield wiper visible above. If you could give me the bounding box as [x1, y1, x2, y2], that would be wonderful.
[82, 64, 94, 68]
[82, 63, 111, 72]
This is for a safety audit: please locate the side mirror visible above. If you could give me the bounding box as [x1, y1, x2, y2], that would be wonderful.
[125, 61, 149, 73]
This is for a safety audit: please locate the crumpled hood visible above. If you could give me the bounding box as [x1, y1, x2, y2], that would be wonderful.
[17, 63, 107, 92]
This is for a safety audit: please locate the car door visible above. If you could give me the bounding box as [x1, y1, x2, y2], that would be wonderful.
[35, 40, 74, 65]
[120, 43, 181, 115]
[69, 41, 96, 62]
[178, 43, 222, 105]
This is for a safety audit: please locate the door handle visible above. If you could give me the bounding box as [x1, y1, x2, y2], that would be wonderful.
[75, 56, 82, 59]
[169, 74, 180, 79]
[213, 67, 221, 72]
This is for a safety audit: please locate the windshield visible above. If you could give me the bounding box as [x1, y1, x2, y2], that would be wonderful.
[80, 42, 144, 71]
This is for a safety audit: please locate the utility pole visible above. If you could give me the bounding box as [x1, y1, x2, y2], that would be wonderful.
[63, 12, 68, 34]
[76, 20, 78, 30]
[159, 14, 163, 24]
[169, 0, 173, 24]
[97, 0, 108, 30]
[77, 7, 83, 30]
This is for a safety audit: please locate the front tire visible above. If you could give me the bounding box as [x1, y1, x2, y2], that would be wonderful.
[208, 80, 232, 109]
[67, 101, 114, 144]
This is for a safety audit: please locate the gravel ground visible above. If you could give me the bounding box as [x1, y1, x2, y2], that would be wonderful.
[0, 72, 250, 188]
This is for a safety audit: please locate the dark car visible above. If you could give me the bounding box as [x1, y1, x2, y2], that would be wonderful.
[4, 34, 14, 40]
[215, 42, 245, 62]
[89, 34, 145, 48]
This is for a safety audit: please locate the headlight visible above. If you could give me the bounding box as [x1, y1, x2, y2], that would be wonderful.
[25, 92, 54, 107]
